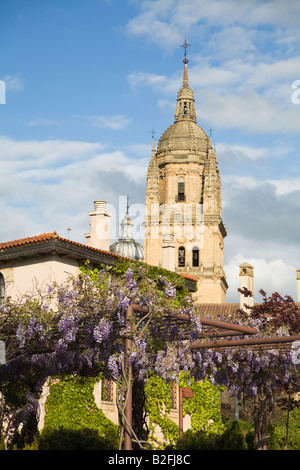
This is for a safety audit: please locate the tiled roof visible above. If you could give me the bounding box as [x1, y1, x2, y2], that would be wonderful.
[0, 231, 59, 250]
[0, 231, 197, 283]
[197, 303, 240, 317]
[0, 231, 120, 257]
[197, 301, 300, 317]
[178, 272, 198, 282]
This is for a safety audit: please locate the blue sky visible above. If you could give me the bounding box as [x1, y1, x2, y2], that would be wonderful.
[1, 0, 300, 302]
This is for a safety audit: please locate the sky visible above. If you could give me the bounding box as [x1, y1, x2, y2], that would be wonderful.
[1, 0, 300, 303]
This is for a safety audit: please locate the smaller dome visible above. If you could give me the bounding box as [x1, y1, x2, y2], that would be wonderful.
[110, 240, 144, 261]
[109, 201, 144, 261]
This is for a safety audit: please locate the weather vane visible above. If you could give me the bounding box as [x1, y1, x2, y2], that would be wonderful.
[180, 39, 191, 63]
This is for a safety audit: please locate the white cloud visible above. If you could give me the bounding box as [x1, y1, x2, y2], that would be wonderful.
[87, 114, 132, 130]
[126, 0, 300, 135]
[196, 88, 300, 133]
[225, 254, 298, 303]
[28, 118, 58, 126]
[269, 178, 300, 196]
[2, 74, 25, 93]
[128, 0, 300, 43]
[127, 71, 169, 92]
[218, 143, 269, 162]
[0, 136, 148, 244]
[127, 56, 300, 135]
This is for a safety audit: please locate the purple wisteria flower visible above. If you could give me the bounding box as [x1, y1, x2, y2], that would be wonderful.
[159, 276, 176, 299]
[125, 268, 137, 290]
[93, 318, 113, 343]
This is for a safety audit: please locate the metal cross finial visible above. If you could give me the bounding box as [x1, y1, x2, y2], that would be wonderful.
[126, 196, 129, 215]
[180, 39, 191, 61]
[151, 129, 156, 140]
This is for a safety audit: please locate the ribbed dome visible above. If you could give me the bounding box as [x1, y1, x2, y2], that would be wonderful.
[157, 120, 208, 154]
[109, 203, 144, 261]
[110, 240, 144, 261]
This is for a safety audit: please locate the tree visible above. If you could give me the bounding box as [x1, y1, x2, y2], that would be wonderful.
[199, 287, 300, 449]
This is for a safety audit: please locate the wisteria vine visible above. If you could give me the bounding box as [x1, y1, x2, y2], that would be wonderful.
[0, 262, 299, 447]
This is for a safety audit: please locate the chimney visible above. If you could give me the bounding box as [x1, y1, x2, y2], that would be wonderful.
[84, 201, 111, 251]
[162, 234, 175, 272]
[296, 268, 300, 303]
[239, 262, 254, 310]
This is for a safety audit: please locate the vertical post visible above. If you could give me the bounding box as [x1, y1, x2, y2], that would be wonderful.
[124, 358, 133, 450]
[179, 387, 193, 437]
[123, 304, 149, 450]
[179, 388, 183, 437]
[124, 305, 133, 450]
[234, 395, 239, 423]
[285, 388, 291, 450]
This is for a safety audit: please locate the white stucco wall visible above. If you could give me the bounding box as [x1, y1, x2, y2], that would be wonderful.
[0, 255, 80, 303]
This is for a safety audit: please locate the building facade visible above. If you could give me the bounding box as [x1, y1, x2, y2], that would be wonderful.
[144, 58, 227, 304]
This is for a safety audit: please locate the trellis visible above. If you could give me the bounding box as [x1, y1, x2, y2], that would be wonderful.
[123, 304, 300, 450]
[1, 299, 299, 450]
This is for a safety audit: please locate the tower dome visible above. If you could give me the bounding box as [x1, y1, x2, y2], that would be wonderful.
[156, 60, 209, 160]
[110, 202, 144, 261]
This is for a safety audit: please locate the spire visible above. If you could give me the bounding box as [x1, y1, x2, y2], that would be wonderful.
[119, 199, 134, 241]
[174, 40, 196, 123]
[183, 63, 189, 87]
[146, 139, 159, 199]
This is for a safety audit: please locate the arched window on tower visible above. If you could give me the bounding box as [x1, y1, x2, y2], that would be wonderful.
[178, 246, 185, 267]
[177, 177, 185, 202]
[192, 247, 199, 267]
[0, 273, 5, 306]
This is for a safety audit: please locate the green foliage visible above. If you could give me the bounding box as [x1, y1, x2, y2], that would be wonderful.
[245, 429, 255, 450]
[43, 374, 118, 449]
[175, 429, 220, 450]
[39, 427, 116, 450]
[0, 433, 5, 450]
[267, 408, 300, 450]
[176, 420, 249, 450]
[42, 371, 224, 450]
[179, 375, 226, 435]
[144, 374, 225, 448]
[218, 420, 247, 450]
[81, 258, 190, 306]
[145, 375, 179, 447]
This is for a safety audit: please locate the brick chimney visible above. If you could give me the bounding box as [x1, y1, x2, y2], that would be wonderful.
[296, 268, 300, 302]
[239, 262, 254, 310]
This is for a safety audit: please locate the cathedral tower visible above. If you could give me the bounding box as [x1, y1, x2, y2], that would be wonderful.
[144, 49, 228, 303]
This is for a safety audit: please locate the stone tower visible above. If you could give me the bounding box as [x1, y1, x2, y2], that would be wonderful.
[144, 54, 228, 303]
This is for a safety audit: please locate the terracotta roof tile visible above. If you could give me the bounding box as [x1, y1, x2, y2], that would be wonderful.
[0, 231, 59, 250]
[179, 272, 199, 282]
[197, 303, 240, 317]
[0, 231, 122, 258]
